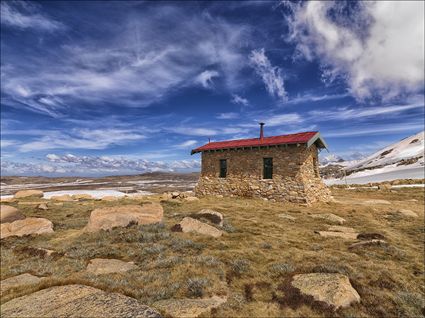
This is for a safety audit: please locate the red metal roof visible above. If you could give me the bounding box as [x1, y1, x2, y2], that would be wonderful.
[191, 131, 327, 154]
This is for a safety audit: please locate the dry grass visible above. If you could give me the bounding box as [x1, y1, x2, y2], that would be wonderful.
[1, 188, 424, 317]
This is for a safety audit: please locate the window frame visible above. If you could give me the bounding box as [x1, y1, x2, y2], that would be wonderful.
[263, 157, 273, 179]
[219, 159, 227, 178]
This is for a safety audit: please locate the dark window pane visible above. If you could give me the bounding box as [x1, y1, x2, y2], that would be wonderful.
[220, 159, 227, 178]
[263, 157, 273, 179]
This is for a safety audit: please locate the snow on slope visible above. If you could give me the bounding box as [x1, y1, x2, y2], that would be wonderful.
[346, 131, 424, 171]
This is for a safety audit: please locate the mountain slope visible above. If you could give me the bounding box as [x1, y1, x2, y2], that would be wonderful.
[324, 131, 424, 185]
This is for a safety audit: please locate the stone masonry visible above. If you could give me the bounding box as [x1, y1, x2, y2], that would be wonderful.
[195, 144, 331, 204]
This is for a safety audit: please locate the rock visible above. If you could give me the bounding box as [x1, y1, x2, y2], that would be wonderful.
[377, 183, 392, 190]
[196, 209, 224, 226]
[291, 273, 360, 309]
[1, 273, 42, 296]
[52, 202, 63, 206]
[315, 231, 358, 240]
[86, 258, 138, 275]
[184, 196, 200, 202]
[38, 203, 48, 210]
[178, 217, 222, 238]
[1, 205, 25, 223]
[363, 199, 391, 205]
[406, 199, 418, 202]
[0, 197, 15, 203]
[327, 226, 356, 233]
[171, 192, 180, 199]
[309, 213, 346, 225]
[14, 190, 43, 199]
[278, 213, 296, 221]
[1, 217, 54, 239]
[85, 203, 163, 232]
[349, 240, 388, 250]
[0, 284, 162, 318]
[161, 193, 173, 200]
[153, 296, 227, 318]
[72, 194, 93, 200]
[51, 194, 74, 202]
[397, 209, 418, 218]
[101, 196, 119, 202]
[357, 232, 385, 240]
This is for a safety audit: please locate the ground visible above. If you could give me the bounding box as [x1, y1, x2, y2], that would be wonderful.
[1, 187, 424, 317]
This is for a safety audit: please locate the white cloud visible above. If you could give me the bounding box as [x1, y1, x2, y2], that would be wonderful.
[249, 48, 287, 102]
[259, 113, 303, 127]
[175, 140, 198, 149]
[0, 2, 64, 31]
[286, 1, 424, 100]
[216, 112, 239, 120]
[1, 7, 251, 116]
[0, 139, 17, 149]
[308, 100, 424, 121]
[169, 127, 218, 137]
[231, 94, 249, 106]
[17, 128, 145, 152]
[195, 70, 220, 88]
[1, 154, 200, 176]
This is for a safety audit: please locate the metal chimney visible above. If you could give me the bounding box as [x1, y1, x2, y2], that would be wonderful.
[259, 122, 265, 140]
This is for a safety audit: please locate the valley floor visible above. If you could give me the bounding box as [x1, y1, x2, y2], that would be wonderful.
[1, 187, 424, 317]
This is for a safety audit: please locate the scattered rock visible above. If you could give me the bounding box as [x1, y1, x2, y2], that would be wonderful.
[38, 203, 48, 210]
[1, 273, 42, 296]
[291, 273, 360, 309]
[86, 258, 138, 275]
[178, 217, 222, 238]
[1, 205, 25, 223]
[363, 199, 391, 205]
[349, 240, 388, 250]
[1, 217, 54, 239]
[14, 190, 43, 199]
[72, 194, 93, 200]
[357, 232, 385, 240]
[0, 197, 15, 203]
[194, 209, 224, 226]
[315, 231, 358, 240]
[171, 192, 180, 199]
[101, 196, 119, 202]
[51, 194, 74, 202]
[406, 199, 418, 202]
[0, 284, 162, 318]
[278, 213, 296, 221]
[397, 209, 418, 218]
[377, 183, 392, 191]
[153, 296, 227, 318]
[85, 203, 163, 232]
[309, 213, 346, 225]
[327, 226, 356, 233]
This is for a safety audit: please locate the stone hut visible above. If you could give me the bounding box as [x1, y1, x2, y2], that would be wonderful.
[191, 124, 331, 204]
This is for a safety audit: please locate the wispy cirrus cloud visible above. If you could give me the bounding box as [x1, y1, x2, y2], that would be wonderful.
[216, 112, 239, 120]
[9, 128, 145, 152]
[1, 6, 252, 117]
[249, 48, 287, 102]
[231, 94, 249, 106]
[0, 1, 64, 31]
[285, 1, 424, 101]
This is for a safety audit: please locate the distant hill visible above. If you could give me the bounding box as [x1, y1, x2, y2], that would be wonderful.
[322, 131, 425, 184]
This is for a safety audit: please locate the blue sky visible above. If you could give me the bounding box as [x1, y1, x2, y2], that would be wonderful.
[1, 1, 424, 176]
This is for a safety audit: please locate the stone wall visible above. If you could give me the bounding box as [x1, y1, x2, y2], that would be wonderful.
[195, 144, 331, 204]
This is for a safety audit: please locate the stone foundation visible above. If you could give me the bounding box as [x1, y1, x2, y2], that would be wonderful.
[194, 144, 332, 205]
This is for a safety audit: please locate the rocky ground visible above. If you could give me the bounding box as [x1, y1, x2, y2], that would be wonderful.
[0, 187, 424, 317]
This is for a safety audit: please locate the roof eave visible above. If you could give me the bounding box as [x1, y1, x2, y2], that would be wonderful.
[307, 132, 329, 150]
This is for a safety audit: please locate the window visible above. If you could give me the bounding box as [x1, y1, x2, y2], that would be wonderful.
[263, 157, 273, 179]
[219, 159, 227, 178]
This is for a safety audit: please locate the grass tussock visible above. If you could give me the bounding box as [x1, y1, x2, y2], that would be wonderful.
[1, 187, 424, 317]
